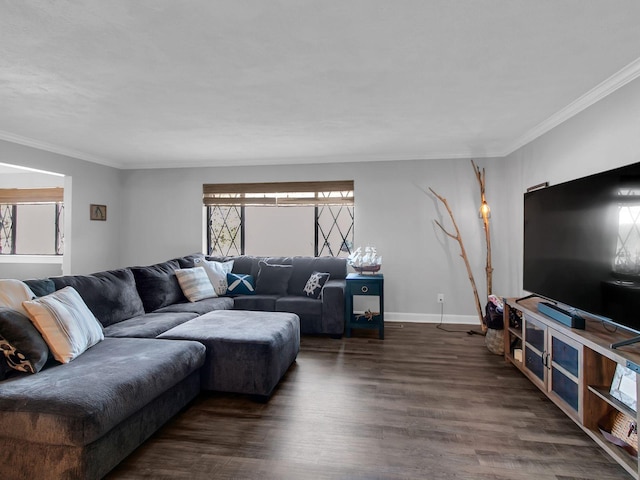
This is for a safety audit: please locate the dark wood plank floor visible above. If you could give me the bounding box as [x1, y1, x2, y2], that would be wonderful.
[106, 323, 629, 480]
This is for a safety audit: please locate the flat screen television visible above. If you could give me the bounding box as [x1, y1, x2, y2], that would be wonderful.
[523, 161, 640, 346]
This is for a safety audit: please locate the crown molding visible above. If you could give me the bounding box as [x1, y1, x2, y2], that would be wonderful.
[0, 127, 502, 170]
[121, 150, 504, 170]
[0, 130, 122, 169]
[503, 56, 640, 157]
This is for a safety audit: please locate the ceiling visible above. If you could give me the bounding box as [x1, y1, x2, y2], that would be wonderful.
[2, 1, 640, 170]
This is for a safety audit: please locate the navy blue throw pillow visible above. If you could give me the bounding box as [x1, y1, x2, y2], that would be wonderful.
[226, 273, 255, 296]
[23, 278, 56, 298]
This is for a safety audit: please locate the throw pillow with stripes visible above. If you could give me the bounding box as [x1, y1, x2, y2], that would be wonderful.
[22, 286, 104, 363]
[175, 267, 217, 302]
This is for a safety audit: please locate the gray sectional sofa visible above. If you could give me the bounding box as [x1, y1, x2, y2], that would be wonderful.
[208, 255, 348, 336]
[0, 254, 347, 480]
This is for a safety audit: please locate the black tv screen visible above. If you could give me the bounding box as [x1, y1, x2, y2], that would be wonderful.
[523, 161, 640, 334]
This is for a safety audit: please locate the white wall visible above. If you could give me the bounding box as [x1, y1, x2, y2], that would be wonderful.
[121, 159, 493, 321]
[498, 76, 640, 298]
[6, 75, 638, 318]
[0, 261, 62, 279]
[0, 140, 124, 276]
[0, 171, 63, 188]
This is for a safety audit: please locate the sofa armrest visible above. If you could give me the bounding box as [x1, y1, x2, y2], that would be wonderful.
[321, 279, 346, 335]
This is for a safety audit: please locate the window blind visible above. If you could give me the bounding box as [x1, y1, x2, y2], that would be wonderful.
[0, 188, 64, 204]
[203, 181, 354, 207]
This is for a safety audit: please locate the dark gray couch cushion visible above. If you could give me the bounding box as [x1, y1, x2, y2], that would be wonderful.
[157, 310, 300, 396]
[103, 312, 198, 338]
[208, 255, 262, 278]
[283, 256, 347, 295]
[154, 296, 234, 315]
[233, 294, 279, 311]
[0, 337, 205, 447]
[172, 253, 206, 269]
[51, 269, 145, 327]
[0, 307, 50, 374]
[276, 296, 322, 317]
[255, 261, 293, 295]
[276, 296, 323, 334]
[23, 278, 55, 297]
[231, 255, 262, 277]
[0, 370, 201, 480]
[263, 256, 292, 265]
[320, 279, 346, 335]
[131, 260, 186, 312]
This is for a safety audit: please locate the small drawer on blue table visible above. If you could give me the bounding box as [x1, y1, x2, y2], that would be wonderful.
[349, 280, 381, 296]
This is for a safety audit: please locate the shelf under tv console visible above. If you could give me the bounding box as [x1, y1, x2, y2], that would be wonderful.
[504, 297, 640, 478]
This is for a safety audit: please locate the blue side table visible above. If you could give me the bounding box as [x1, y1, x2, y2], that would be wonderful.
[345, 273, 384, 339]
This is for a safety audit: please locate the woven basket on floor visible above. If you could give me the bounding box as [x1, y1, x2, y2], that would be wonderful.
[485, 328, 504, 355]
[599, 409, 638, 457]
[612, 412, 638, 449]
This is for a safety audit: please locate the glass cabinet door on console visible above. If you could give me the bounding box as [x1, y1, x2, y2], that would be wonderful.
[548, 330, 582, 418]
[524, 315, 547, 390]
[523, 314, 582, 421]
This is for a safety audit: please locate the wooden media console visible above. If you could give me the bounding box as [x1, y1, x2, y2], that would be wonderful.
[504, 297, 640, 478]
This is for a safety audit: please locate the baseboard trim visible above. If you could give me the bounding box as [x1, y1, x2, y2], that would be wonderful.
[385, 312, 478, 325]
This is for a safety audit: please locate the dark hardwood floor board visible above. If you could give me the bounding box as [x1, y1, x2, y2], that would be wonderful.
[516, 429, 594, 447]
[106, 323, 629, 480]
[476, 447, 627, 480]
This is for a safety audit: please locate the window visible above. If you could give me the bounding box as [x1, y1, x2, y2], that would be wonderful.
[203, 181, 354, 257]
[0, 188, 64, 255]
[615, 187, 640, 274]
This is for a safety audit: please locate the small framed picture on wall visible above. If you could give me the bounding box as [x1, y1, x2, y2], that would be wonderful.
[90, 204, 107, 221]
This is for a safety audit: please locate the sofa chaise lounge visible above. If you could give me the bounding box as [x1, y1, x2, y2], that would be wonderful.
[208, 255, 347, 336]
[0, 254, 347, 480]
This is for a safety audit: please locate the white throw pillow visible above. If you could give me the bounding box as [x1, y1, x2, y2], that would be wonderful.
[0, 279, 35, 316]
[193, 259, 234, 296]
[175, 267, 217, 302]
[22, 286, 104, 363]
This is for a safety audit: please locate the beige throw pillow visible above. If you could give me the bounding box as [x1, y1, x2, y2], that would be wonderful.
[0, 279, 36, 316]
[22, 286, 104, 363]
[175, 267, 217, 302]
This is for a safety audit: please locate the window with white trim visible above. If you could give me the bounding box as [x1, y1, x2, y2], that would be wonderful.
[0, 188, 64, 255]
[203, 181, 354, 257]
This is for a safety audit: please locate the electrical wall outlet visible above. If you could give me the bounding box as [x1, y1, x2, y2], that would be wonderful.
[437, 293, 445, 303]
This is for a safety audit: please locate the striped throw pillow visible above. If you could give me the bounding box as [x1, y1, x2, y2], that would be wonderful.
[175, 267, 217, 302]
[22, 287, 104, 363]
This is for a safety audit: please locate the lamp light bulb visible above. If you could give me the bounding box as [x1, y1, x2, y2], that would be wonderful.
[479, 201, 491, 219]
